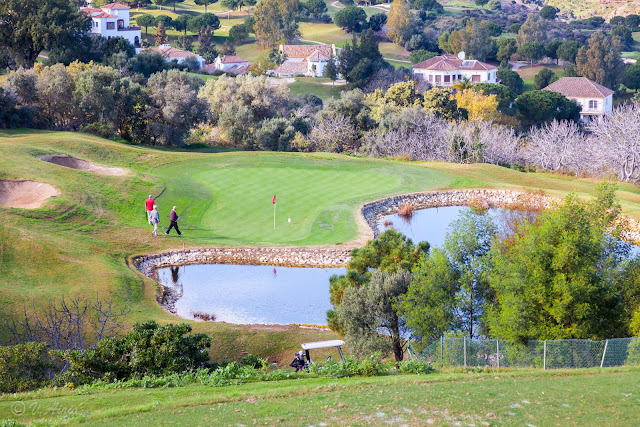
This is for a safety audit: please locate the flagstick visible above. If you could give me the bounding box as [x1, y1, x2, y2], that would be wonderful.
[273, 202, 276, 230]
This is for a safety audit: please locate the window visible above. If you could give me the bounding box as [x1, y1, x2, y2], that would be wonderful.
[117, 19, 124, 29]
[435, 75, 441, 83]
[107, 22, 115, 30]
[444, 75, 450, 83]
[428, 74, 433, 82]
[589, 100, 598, 109]
[472, 74, 480, 82]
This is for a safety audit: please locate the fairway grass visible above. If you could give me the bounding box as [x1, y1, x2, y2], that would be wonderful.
[3, 129, 640, 363]
[1, 367, 639, 425]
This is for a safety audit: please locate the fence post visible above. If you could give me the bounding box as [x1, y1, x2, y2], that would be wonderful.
[543, 340, 547, 370]
[496, 339, 500, 368]
[463, 337, 467, 367]
[600, 340, 609, 368]
[440, 335, 444, 368]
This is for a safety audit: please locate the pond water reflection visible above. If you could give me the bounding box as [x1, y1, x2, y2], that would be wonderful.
[156, 264, 345, 325]
[377, 206, 502, 246]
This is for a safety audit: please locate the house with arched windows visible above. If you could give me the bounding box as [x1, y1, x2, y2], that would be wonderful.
[80, 3, 141, 48]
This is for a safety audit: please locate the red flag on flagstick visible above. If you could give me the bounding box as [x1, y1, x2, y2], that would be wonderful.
[272, 195, 276, 204]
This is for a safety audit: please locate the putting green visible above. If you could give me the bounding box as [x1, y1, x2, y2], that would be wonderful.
[152, 153, 454, 245]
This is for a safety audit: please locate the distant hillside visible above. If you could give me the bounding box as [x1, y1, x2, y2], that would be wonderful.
[543, 0, 639, 20]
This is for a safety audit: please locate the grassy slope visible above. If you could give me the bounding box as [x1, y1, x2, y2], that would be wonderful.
[3, 130, 640, 364]
[1, 367, 639, 425]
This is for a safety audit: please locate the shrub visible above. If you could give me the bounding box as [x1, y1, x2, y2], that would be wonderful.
[398, 359, 435, 375]
[241, 353, 267, 369]
[58, 321, 211, 386]
[626, 339, 640, 365]
[82, 122, 116, 139]
[0, 343, 55, 393]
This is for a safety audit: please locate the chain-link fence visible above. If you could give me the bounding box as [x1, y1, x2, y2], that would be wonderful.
[413, 337, 640, 369]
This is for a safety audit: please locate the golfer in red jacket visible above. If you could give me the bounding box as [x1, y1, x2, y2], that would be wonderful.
[145, 195, 155, 222]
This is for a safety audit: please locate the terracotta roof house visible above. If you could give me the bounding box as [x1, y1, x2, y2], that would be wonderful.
[203, 55, 250, 75]
[80, 3, 141, 47]
[544, 77, 614, 124]
[147, 44, 205, 69]
[412, 54, 498, 87]
[273, 44, 337, 78]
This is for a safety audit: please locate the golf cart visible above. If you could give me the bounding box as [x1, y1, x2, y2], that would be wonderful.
[300, 340, 346, 364]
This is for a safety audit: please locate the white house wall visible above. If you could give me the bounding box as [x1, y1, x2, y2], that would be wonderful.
[414, 69, 496, 86]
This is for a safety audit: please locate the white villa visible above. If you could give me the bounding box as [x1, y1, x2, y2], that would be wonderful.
[412, 54, 498, 86]
[208, 55, 250, 75]
[80, 3, 141, 48]
[146, 44, 206, 68]
[273, 44, 337, 78]
[544, 77, 614, 124]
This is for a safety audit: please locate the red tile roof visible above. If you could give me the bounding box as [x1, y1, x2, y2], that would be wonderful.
[274, 61, 308, 75]
[307, 50, 330, 61]
[281, 44, 333, 59]
[90, 12, 117, 18]
[149, 46, 199, 59]
[219, 55, 248, 64]
[80, 7, 102, 13]
[225, 64, 250, 75]
[101, 3, 131, 9]
[543, 77, 614, 98]
[413, 55, 496, 71]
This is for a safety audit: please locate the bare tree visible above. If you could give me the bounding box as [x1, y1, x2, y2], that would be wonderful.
[361, 109, 450, 161]
[522, 120, 587, 174]
[590, 105, 640, 183]
[308, 114, 359, 153]
[7, 294, 129, 350]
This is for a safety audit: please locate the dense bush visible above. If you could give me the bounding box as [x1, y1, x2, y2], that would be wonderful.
[58, 321, 211, 386]
[0, 343, 55, 393]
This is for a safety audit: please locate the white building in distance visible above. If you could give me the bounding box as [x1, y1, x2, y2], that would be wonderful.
[80, 3, 141, 48]
[544, 77, 614, 124]
[208, 55, 250, 75]
[273, 44, 337, 78]
[412, 54, 498, 86]
[146, 44, 206, 69]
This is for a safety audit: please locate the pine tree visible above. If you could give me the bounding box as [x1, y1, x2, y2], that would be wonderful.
[154, 21, 168, 46]
[198, 26, 218, 63]
[323, 56, 338, 85]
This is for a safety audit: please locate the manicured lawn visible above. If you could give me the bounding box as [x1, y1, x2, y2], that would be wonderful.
[516, 64, 564, 91]
[379, 42, 410, 61]
[299, 20, 351, 46]
[1, 367, 639, 425]
[288, 77, 343, 100]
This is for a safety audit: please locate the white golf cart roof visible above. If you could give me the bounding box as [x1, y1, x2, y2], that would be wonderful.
[301, 340, 345, 350]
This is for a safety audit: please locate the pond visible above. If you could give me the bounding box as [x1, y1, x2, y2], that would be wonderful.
[377, 205, 503, 247]
[156, 264, 345, 325]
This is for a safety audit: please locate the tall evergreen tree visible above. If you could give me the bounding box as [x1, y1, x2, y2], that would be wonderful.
[198, 26, 218, 63]
[155, 21, 169, 46]
[576, 31, 623, 89]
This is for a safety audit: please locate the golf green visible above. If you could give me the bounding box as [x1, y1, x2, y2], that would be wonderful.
[152, 153, 453, 245]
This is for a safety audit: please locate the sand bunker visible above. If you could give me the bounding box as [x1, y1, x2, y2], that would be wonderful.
[0, 180, 59, 209]
[39, 155, 128, 176]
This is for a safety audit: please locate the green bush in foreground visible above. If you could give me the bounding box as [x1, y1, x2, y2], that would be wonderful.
[0, 343, 55, 393]
[57, 321, 211, 386]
